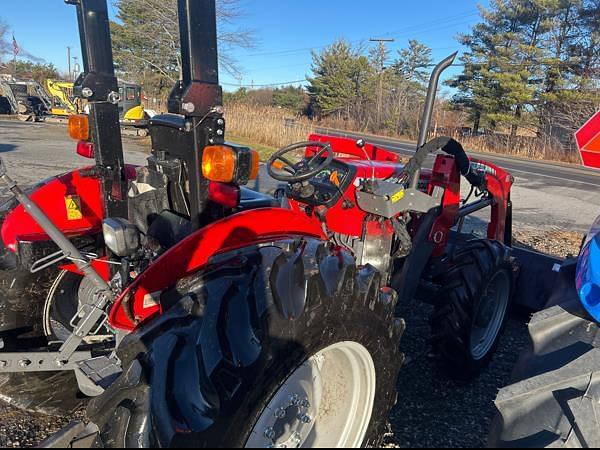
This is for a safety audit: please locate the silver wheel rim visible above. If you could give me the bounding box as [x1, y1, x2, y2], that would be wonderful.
[470, 270, 510, 360]
[245, 341, 377, 448]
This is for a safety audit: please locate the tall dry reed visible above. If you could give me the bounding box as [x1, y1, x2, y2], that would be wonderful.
[226, 104, 313, 150]
[154, 100, 580, 164]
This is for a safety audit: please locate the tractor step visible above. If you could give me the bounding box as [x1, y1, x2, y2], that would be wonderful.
[75, 355, 123, 397]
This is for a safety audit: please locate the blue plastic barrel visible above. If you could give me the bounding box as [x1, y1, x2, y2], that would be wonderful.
[577, 218, 600, 322]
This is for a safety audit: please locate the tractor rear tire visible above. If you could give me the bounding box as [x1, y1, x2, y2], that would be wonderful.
[489, 299, 600, 448]
[430, 240, 513, 381]
[86, 239, 405, 448]
[0, 244, 86, 416]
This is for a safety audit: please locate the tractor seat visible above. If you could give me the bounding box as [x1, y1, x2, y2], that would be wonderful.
[238, 187, 280, 210]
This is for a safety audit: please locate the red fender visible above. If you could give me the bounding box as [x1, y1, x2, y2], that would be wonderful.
[108, 208, 326, 331]
[1, 166, 138, 252]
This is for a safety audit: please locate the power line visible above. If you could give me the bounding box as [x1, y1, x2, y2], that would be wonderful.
[241, 12, 479, 59]
[222, 58, 596, 89]
[222, 79, 307, 88]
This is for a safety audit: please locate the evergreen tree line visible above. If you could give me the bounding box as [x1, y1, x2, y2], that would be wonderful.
[109, 0, 597, 156]
[304, 0, 599, 150]
[3, 1, 594, 157]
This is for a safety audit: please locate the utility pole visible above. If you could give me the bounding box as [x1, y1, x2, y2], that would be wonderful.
[67, 46, 72, 81]
[370, 38, 394, 129]
[72, 56, 80, 79]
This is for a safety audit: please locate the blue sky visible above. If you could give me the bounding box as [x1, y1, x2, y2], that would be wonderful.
[1, 0, 489, 91]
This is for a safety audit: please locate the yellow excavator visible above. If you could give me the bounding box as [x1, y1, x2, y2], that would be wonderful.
[46, 79, 79, 117]
[46, 79, 148, 128]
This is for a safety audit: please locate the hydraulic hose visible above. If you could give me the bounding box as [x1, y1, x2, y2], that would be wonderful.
[403, 136, 486, 189]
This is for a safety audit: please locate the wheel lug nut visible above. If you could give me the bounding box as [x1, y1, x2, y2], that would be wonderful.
[264, 427, 276, 440]
[289, 394, 300, 406]
[299, 414, 312, 424]
[274, 407, 286, 419]
[300, 399, 310, 408]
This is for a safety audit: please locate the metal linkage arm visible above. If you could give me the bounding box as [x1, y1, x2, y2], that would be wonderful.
[0, 158, 114, 362]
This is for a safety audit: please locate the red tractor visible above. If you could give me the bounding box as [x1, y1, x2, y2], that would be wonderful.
[0, 0, 515, 447]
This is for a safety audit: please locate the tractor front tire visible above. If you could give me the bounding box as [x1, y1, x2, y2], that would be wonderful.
[86, 239, 405, 448]
[430, 240, 513, 381]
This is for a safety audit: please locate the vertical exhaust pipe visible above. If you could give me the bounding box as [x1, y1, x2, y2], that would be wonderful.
[410, 52, 457, 189]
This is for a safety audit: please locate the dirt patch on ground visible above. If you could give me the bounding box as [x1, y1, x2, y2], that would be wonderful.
[514, 228, 584, 259]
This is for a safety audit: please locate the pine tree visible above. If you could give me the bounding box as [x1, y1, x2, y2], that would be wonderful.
[451, 0, 598, 142]
[390, 40, 433, 135]
[394, 40, 433, 85]
[307, 40, 375, 121]
[272, 86, 308, 114]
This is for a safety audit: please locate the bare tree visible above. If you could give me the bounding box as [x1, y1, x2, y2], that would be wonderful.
[0, 19, 10, 61]
[112, 0, 254, 91]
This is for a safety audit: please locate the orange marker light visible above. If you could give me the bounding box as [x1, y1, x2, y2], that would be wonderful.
[202, 146, 237, 183]
[272, 160, 286, 170]
[68, 114, 90, 141]
[249, 149, 260, 181]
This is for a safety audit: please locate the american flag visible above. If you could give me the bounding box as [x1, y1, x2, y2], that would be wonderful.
[12, 35, 20, 57]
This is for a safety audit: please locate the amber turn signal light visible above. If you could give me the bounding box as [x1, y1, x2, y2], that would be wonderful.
[249, 149, 260, 181]
[68, 115, 90, 141]
[202, 145, 260, 185]
[202, 146, 237, 183]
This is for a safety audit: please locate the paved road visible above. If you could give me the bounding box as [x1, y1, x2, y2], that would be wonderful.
[0, 121, 148, 188]
[1, 120, 597, 233]
[318, 128, 600, 233]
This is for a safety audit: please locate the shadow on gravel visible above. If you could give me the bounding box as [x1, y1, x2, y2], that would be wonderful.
[386, 302, 528, 448]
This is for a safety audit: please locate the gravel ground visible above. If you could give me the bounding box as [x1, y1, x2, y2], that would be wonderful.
[513, 228, 584, 259]
[382, 229, 583, 448]
[0, 408, 83, 448]
[385, 304, 528, 448]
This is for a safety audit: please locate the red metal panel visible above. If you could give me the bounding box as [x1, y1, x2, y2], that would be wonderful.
[428, 155, 461, 257]
[1, 165, 138, 252]
[108, 208, 326, 331]
[575, 111, 600, 151]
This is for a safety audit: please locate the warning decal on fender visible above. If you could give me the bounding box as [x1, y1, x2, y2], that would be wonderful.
[65, 195, 83, 221]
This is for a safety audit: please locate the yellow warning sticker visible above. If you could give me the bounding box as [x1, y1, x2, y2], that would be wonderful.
[391, 190, 405, 203]
[65, 195, 83, 221]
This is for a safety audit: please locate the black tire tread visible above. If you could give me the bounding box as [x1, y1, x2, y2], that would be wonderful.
[489, 300, 600, 448]
[430, 239, 513, 379]
[87, 239, 405, 448]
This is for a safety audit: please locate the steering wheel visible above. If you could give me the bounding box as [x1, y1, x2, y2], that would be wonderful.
[267, 141, 334, 183]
